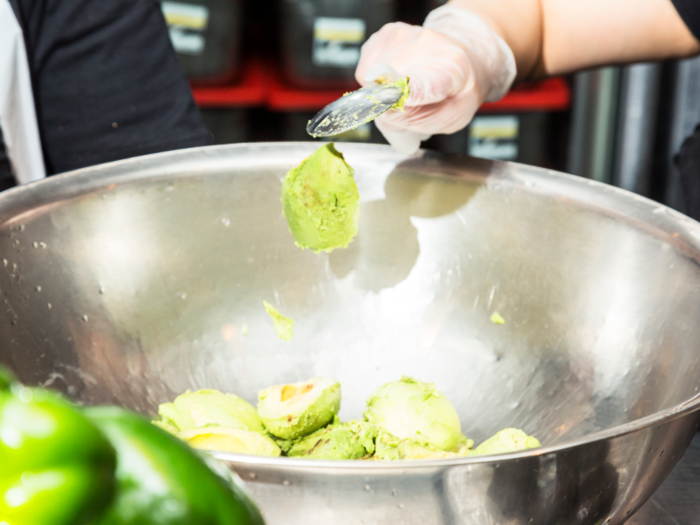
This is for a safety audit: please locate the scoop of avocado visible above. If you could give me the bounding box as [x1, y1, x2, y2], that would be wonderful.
[154, 389, 263, 433]
[364, 376, 462, 452]
[281, 143, 360, 253]
[257, 377, 341, 440]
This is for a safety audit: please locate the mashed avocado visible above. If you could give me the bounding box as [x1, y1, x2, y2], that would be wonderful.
[372, 75, 410, 111]
[287, 420, 378, 460]
[389, 77, 410, 111]
[374, 430, 474, 461]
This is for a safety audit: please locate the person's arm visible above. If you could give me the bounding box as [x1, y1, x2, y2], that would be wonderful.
[355, 0, 700, 154]
[448, 0, 700, 82]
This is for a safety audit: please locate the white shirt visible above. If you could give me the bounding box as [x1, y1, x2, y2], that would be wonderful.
[0, 0, 46, 184]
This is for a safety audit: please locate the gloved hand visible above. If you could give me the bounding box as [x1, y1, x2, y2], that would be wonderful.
[355, 5, 517, 155]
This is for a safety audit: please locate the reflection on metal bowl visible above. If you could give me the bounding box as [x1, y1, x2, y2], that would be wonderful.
[0, 143, 699, 525]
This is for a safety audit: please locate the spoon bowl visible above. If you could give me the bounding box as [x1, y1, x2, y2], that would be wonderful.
[306, 82, 406, 137]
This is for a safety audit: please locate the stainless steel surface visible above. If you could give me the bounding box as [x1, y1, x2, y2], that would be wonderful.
[631, 431, 700, 525]
[568, 67, 621, 183]
[306, 83, 403, 137]
[2, 142, 700, 524]
[613, 63, 662, 196]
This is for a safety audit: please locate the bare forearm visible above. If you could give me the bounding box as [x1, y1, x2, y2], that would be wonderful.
[447, 0, 700, 81]
[540, 0, 700, 75]
[446, 0, 543, 82]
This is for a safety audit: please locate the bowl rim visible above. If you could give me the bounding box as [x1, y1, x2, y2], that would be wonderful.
[211, 394, 700, 469]
[5, 141, 700, 469]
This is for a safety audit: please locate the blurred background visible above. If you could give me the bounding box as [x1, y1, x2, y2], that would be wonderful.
[171, 0, 700, 213]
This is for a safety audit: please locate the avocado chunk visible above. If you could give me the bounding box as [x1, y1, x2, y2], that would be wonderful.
[374, 431, 474, 460]
[364, 376, 462, 451]
[281, 143, 360, 253]
[454, 434, 476, 455]
[472, 428, 541, 456]
[154, 389, 263, 433]
[287, 420, 378, 460]
[263, 300, 294, 341]
[179, 427, 281, 457]
[257, 377, 341, 440]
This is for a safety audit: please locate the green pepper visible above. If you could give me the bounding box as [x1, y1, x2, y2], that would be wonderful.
[0, 366, 16, 391]
[85, 407, 266, 525]
[0, 383, 116, 525]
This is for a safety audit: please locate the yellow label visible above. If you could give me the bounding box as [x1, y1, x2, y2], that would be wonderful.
[162, 2, 209, 30]
[468, 116, 519, 161]
[314, 28, 365, 42]
[314, 17, 365, 43]
[470, 117, 518, 140]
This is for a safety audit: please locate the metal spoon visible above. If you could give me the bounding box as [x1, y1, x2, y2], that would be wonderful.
[306, 81, 407, 138]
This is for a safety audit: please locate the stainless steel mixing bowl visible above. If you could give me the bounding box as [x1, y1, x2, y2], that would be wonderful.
[1, 143, 700, 525]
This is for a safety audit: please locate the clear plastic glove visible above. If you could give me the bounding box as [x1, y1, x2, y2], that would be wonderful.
[355, 5, 517, 155]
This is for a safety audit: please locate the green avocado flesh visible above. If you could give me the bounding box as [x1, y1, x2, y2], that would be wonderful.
[282, 143, 360, 253]
[152, 389, 280, 457]
[179, 427, 281, 457]
[257, 377, 341, 440]
[153, 389, 263, 433]
[156, 377, 540, 460]
[472, 428, 541, 456]
[287, 420, 378, 460]
[364, 376, 462, 451]
[263, 300, 294, 341]
[390, 76, 410, 111]
[370, 75, 410, 112]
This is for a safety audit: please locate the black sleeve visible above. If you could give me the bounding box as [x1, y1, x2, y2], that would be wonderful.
[0, 129, 18, 193]
[671, 0, 700, 41]
[675, 124, 700, 221]
[15, 0, 211, 175]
